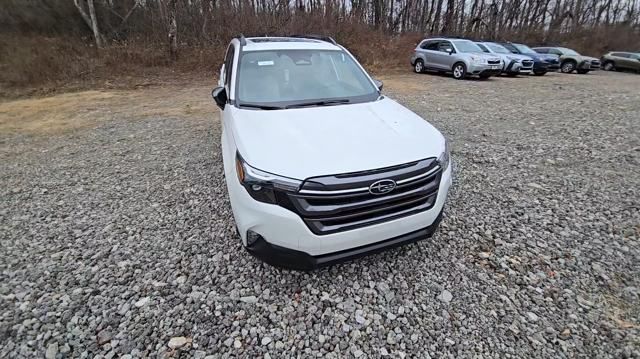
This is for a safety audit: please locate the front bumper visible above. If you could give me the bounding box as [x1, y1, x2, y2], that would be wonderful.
[504, 60, 533, 74]
[468, 63, 502, 76]
[534, 61, 560, 71]
[579, 60, 600, 70]
[226, 162, 453, 269]
[247, 211, 443, 270]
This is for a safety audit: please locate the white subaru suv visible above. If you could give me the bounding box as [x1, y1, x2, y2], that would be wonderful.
[211, 35, 452, 270]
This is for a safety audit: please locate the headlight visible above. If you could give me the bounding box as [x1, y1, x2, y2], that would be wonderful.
[471, 56, 485, 65]
[437, 139, 451, 170]
[235, 152, 302, 204]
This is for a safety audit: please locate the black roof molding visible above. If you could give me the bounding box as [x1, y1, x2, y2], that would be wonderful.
[237, 34, 247, 46]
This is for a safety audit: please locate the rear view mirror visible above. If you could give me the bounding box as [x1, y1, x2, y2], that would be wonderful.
[211, 87, 227, 109]
[373, 79, 383, 91]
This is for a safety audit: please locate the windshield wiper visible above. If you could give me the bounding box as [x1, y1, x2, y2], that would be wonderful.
[285, 99, 350, 109]
[239, 103, 284, 110]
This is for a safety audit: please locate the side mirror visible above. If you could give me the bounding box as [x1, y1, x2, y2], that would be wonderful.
[447, 48, 454, 55]
[373, 79, 383, 91]
[211, 87, 227, 110]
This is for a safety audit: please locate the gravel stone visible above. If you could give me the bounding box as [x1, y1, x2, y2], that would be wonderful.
[239, 295, 257, 304]
[134, 296, 150, 308]
[1, 73, 639, 359]
[96, 330, 112, 346]
[45, 343, 58, 359]
[437, 290, 453, 303]
[168, 337, 190, 349]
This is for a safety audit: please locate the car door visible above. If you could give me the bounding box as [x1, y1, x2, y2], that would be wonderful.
[615, 53, 635, 70]
[436, 41, 456, 70]
[611, 53, 626, 69]
[419, 40, 442, 70]
[631, 54, 640, 71]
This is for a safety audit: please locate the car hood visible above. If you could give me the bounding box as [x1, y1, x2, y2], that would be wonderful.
[229, 97, 446, 180]
[467, 52, 502, 62]
[508, 53, 534, 61]
[526, 53, 559, 62]
[494, 53, 533, 62]
[581, 55, 599, 62]
[561, 54, 598, 62]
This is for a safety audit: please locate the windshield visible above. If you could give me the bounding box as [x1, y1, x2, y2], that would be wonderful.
[558, 47, 580, 55]
[488, 43, 512, 54]
[236, 49, 378, 107]
[452, 40, 484, 53]
[513, 44, 536, 54]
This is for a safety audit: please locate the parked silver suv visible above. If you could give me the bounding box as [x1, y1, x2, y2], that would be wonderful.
[475, 42, 534, 76]
[411, 38, 503, 79]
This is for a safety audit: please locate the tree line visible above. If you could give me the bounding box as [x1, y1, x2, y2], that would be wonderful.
[3, 0, 639, 52]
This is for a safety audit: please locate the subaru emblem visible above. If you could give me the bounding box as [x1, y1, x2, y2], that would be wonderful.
[369, 179, 396, 195]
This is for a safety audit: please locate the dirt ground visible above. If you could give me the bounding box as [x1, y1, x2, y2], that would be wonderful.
[1, 69, 638, 134]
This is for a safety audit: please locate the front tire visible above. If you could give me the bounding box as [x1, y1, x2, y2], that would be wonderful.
[452, 62, 466, 80]
[602, 61, 615, 71]
[577, 69, 590, 74]
[414, 59, 425, 73]
[561, 60, 576, 73]
[533, 70, 547, 76]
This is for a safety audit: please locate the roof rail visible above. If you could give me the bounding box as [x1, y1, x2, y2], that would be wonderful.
[289, 34, 337, 45]
[237, 34, 247, 46]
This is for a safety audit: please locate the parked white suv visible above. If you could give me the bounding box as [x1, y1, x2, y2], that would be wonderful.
[212, 35, 452, 270]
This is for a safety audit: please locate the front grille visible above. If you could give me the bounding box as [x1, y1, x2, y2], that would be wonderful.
[280, 158, 442, 235]
[522, 60, 534, 67]
[488, 60, 501, 65]
[591, 60, 601, 68]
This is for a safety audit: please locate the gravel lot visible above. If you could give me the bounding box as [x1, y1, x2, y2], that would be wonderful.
[1, 71, 639, 358]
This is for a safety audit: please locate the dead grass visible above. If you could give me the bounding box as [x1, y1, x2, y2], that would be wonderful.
[0, 81, 214, 134]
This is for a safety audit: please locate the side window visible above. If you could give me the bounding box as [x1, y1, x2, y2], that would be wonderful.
[438, 41, 453, 53]
[536, 48, 548, 54]
[420, 40, 438, 50]
[616, 53, 630, 58]
[223, 44, 235, 89]
[549, 49, 561, 55]
[503, 44, 517, 53]
[425, 41, 440, 51]
[477, 44, 490, 53]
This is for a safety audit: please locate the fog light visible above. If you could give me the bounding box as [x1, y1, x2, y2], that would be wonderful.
[251, 184, 262, 191]
[246, 230, 262, 246]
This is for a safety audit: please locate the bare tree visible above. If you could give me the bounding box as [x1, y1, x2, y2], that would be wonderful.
[167, 0, 178, 60]
[73, 0, 104, 48]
